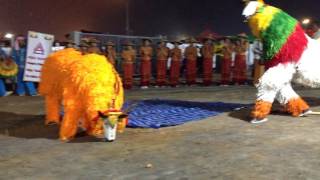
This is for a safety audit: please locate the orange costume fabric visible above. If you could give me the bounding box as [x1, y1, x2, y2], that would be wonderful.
[39, 49, 124, 141]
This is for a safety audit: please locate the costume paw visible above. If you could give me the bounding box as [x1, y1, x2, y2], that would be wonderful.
[60, 136, 72, 142]
[299, 109, 313, 117]
[250, 118, 268, 124]
[45, 121, 59, 126]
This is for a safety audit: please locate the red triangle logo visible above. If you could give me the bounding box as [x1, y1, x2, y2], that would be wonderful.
[33, 43, 45, 55]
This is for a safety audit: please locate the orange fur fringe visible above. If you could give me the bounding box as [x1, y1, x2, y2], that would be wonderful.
[251, 100, 272, 119]
[39, 49, 124, 140]
[285, 98, 310, 117]
[39, 48, 82, 124]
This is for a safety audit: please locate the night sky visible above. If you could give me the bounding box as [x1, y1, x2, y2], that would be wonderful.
[0, 0, 318, 40]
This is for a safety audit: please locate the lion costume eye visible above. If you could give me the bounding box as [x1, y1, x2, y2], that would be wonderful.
[98, 111, 108, 118]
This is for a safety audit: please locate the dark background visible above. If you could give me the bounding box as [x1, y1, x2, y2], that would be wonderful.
[0, 0, 317, 40]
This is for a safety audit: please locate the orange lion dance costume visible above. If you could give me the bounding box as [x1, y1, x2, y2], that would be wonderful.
[39, 48, 124, 141]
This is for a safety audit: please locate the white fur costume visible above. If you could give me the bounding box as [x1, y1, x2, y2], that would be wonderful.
[243, 1, 318, 123]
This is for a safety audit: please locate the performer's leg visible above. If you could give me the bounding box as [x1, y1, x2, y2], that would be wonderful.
[186, 60, 192, 85]
[25, 81, 37, 96]
[144, 60, 151, 87]
[0, 79, 6, 96]
[123, 63, 133, 89]
[203, 58, 212, 86]
[85, 110, 103, 137]
[275, 84, 309, 117]
[60, 97, 82, 141]
[241, 67, 247, 85]
[251, 63, 296, 122]
[187, 60, 197, 85]
[232, 57, 239, 84]
[170, 62, 176, 86]
[16, 70, 26, 95]
[81, 112, 92, 131]
[60, 107, 82, 141]
[156, 60, 167, 86]
[237, 56, 247, 85]
[45, 95, 61, 125]
[140, 60, 151, 87]
[221, 59, 231, 85]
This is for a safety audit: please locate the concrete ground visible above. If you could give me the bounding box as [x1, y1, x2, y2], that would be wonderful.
[1, 86, 320, 180]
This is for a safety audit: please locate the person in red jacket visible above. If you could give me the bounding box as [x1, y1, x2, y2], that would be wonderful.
[184, 37, 198, 85]
[104, 41, 117, 66]
[201, 38, 214, 86]
[169, 40, 182, 87]
[233, 33, 249, 85]
[221, 37, 234, 85]
[139, 39, 153, 89]
[121, 41, 136, 89]
[156, 40, 170, 87]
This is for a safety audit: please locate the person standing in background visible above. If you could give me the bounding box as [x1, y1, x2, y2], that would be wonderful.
[184, 37, 198, 86]
[79, 40, 89, 55]
[12, 36, 37, 96]
[66, 40, 77, 49]
[309, 21, 320, 40]
[233, 33, 249, 85]
[139, 39, 153, 89]
[104, 41, 117, 66]
[201, 38, 214, 86]
[121, 41, 136, 89]
[214, 39, 224, 74]
[87, 38, 101, 54]
[156, 40, 170, 87]
[221, 37, 234, 86]
[169, 40, 182, 87]
[0, 41, 11, 96]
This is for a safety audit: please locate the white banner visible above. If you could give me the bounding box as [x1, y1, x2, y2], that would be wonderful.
[23, 31, 54, 82]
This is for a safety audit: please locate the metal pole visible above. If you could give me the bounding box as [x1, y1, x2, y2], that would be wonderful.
[125, 0, 130, 35]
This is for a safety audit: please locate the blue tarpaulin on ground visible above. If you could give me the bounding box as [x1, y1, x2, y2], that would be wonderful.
[122, 99, 247, 129]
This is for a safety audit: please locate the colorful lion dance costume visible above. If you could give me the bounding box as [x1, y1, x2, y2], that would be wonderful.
[39, 48, 124, 141]
[243, 0, 320, 123]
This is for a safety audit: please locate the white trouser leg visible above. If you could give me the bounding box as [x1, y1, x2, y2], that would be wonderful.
[275, 83, 299, 105]
[256, 63, 296, 103]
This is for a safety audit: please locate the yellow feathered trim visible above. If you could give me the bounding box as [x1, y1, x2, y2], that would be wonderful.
[248, 5, 280, 38]
[0, 60, 18, 78]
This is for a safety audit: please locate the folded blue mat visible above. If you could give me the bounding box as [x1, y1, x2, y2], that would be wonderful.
[122, 99, 247, 129]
